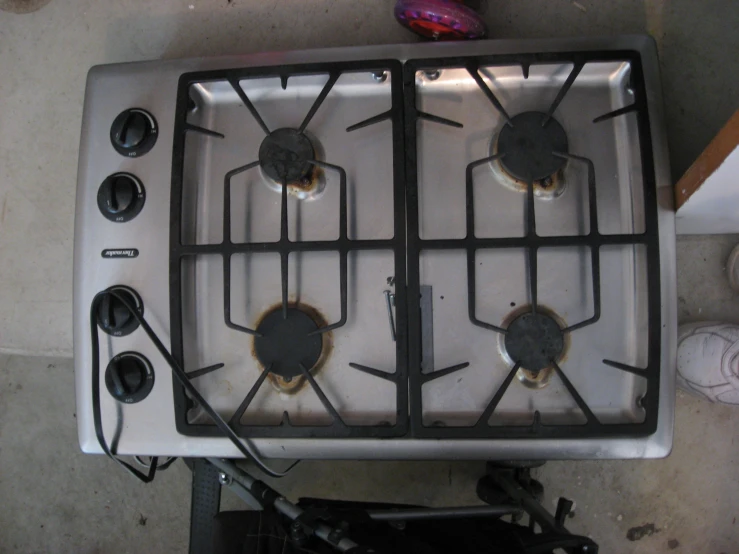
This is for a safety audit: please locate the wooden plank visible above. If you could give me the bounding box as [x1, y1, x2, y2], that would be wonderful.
[675, 109, 739, 210]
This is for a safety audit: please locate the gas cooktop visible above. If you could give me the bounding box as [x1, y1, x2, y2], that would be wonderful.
[74, 36, 676, 461]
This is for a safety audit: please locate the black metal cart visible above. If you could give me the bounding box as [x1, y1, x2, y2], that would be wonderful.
[188, 459, 598, 554]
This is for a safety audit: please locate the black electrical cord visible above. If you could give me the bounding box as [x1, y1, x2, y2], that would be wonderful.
[135, 455, 177, 470]
[90, 288, 300, 480]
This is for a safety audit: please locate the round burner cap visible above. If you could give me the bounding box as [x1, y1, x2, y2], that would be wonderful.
[259, 128, 315, 183]
[253, 307, 323, 378]
[504, 311, 564, 372]
[497, 111, 568, 182]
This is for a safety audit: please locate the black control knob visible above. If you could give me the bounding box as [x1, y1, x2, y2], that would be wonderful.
[96, 286, 143, 337]
[105, 352, 155, 403]
[110, 108, 158, 157]
[97, 173, 145, 222]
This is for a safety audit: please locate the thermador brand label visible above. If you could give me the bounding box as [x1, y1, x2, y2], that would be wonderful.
[101, 249, 139, 259]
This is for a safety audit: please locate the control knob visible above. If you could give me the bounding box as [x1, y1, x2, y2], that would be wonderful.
[104, 353, 154, 403]
[97, 173, 145, 222]
[95, 285, 143, 337]
[110, 108, 158, 157]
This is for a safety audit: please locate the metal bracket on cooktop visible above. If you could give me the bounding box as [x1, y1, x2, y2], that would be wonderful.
[383, 289, 396, 342]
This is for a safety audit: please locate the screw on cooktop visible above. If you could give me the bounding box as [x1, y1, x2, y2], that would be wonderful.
[372, 70, 388, 83]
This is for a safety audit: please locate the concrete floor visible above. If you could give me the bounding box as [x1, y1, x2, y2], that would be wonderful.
[1, 0, 739, 553]
[1, 352, 738, 553]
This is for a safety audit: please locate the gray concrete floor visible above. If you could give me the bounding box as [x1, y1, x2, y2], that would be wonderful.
[2, 0, 739, 553]
[2, 352, 738, 553]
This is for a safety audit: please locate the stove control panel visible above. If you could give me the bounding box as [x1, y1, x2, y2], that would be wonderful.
[109, 108, 158, 157]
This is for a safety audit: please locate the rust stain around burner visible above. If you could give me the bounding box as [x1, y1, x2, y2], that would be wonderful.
[489, 133, 567, 199]
[259, 129, 327, 200]
[250, 301, 333, 395]
[288, 164, 324, 194]
[261, 160, 326, 199]
[497, 304, 570, 389]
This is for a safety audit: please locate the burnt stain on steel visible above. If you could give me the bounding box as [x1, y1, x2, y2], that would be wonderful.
[287, 163, 324, 195]
[490, 133, 567, 198]
[261, 161, 325, 198]
[498, 304, 570, 389]
[251, 301, 333, 395]
[626, 523, 660, 541]
[667, 539, 680, 549]
[500, 162, 566, 196]
[260, 130, 326, 198]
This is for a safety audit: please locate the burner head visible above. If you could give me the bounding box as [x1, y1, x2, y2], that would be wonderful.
[253, 307, 323, 379]
[504, 311, 565, 373]
[497, 111, 568, 182]
[259, 128, 315, 183]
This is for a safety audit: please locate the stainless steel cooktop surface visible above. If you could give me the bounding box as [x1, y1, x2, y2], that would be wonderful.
[74, 36, 676, 460]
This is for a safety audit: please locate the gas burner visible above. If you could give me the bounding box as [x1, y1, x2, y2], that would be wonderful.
[259, 128, 315, 183]
[253, 306, 323, 380]
[503, 310, 565, 374]
[497, 306, 571, 390]
[496, 111, 568, 182]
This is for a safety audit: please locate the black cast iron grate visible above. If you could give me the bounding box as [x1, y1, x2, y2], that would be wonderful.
[169, 61, 408, 439]
[166, 51, 662, 442]
[403, 51, 661, 439]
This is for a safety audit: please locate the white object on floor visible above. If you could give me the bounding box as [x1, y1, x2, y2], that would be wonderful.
[675, 110, 739, 235]
[677, 322, 739, 404]
[727, 244, 739, 292]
